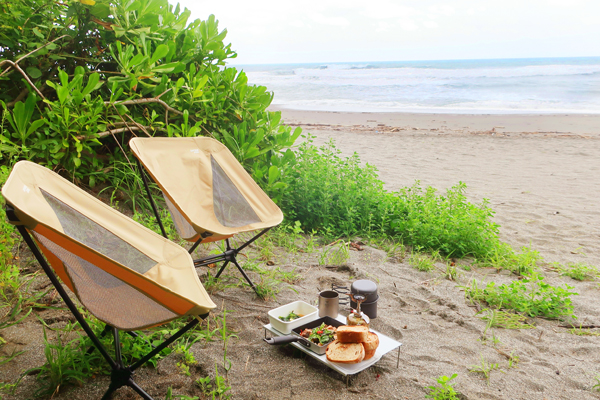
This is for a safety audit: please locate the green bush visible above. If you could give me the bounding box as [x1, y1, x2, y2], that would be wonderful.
[0, 0, 299, 206]
[282, 138, 500, 258]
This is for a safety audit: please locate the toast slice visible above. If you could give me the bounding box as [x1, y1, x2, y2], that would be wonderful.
[363, 332, 379, 360]
[336, 325, 369, 343]
[326, 340, 365, 364]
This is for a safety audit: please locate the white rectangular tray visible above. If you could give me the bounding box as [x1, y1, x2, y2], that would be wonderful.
[263, 314, 401, 376]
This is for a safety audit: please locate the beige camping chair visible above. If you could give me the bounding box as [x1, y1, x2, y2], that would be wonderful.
[129, 137, 284, 294]
[2, 161, 216, 400]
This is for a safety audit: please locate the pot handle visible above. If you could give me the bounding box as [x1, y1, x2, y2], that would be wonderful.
[263, 336, 311, 348]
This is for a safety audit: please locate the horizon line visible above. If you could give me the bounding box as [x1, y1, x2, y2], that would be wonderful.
[229, 55, 600, 67]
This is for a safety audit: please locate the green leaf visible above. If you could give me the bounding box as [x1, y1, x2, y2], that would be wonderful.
[26, 67, 42, 80]
[151, 62, 180, 73]
[126, 0, 141, 11]
[32, 28, 44, 38]
[268, 165, 280, 185]
[150, 44, 169, 64]
[82, 73, 100, 96]
[27, 119, 46, 136]
[91, 3, 110, 18]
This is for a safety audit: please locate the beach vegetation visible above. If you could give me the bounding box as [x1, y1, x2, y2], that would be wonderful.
[477, 309, 535, 330]
[477, 244, 541, 276]
[425, 374, 460, 400]
[409, 252, 436, 272]
[552, 262, 600, 281]
[468, 354, 502, 384]
[592, 374, 600, 392]
[464, 272, 577, 320]
[282, 137, 501, 259]
[165, 387, 200, 400]
[318, 241, 351, 266]
[26, 310, 236, 396]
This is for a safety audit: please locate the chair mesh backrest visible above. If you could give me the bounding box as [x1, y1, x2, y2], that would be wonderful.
[163, 193, 197, 239]
[34, 233, 178, 330]
[129, 137, 283, 239]
[211, 155, 261, 228]
[41, 189, 155, 274]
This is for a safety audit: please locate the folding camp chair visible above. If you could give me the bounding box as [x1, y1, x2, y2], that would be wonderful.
[2, 161, 216, 400]
[129, 137, 284, 295]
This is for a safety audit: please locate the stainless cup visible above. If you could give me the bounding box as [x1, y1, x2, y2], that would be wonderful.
[318, 290, 339, 318]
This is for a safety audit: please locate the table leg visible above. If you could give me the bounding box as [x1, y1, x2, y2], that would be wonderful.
[397, 347, 400, 368]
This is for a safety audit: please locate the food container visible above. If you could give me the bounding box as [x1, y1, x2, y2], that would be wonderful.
[350, 280, 378, 319]
[268, 301, 318, 334]
[264, 316, 343, 355]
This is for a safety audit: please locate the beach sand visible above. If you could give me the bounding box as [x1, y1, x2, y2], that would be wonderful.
[2, 110, 600, 400]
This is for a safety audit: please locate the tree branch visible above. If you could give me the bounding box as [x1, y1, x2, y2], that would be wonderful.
[76, 126, 148, 140]
[0, 60, 46, 100]
[106, 98, 183, 116]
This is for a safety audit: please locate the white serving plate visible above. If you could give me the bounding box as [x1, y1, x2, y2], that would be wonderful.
[263, 314, 402, 376]
[268, 300, 318, 334]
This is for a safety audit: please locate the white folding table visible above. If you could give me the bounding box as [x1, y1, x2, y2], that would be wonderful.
[263, 314, 402, 382]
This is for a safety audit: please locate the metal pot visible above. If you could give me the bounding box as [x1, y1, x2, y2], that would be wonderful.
[350, 280, 378, 319]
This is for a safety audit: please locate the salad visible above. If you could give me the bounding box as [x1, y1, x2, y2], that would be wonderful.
[279, 311, 303, 322]
[300, 323, 337, 346]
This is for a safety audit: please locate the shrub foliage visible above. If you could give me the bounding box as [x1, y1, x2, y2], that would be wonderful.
[282, 138, 500, 258]
[0, 0, 299, 201]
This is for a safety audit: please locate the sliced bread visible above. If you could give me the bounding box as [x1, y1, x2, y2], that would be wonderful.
[326, 340, 365, 364]
[363, 332, 379, 360]
[336, 325, 369, 343]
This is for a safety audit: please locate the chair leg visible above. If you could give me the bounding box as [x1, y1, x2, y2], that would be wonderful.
[101, 381, 120, 400]
[86, 324, 112, 355]
[127, 379, 154, 400]
[232, 258, 258, 294]
[214, 260, 230, 279]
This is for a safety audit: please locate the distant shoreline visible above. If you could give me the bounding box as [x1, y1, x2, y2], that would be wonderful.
[272, 107, 600, 137]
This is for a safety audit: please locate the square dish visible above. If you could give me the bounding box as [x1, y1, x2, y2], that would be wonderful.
[268, 301, 318, 334]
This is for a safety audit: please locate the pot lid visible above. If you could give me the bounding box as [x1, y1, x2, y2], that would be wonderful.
[351, 279, 378, 296]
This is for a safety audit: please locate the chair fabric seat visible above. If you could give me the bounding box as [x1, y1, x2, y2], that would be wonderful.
[2, 161, 216, 330]
[129, 137, 284, 242]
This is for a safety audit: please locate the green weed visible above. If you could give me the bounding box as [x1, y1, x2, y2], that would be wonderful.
[164, 387, 199, 400]
[425, 374, 460, 400]
[33, 325, 103, 397]
[468, 354, 502, 384]
[478, 244, 541, 276]
[196, 364, 231, 400]
[318, 241, 350, 266]
[254, 276, 281, 300]
[409, 253, 436, 272]
[465, 272, 577, 320]
[553, 262, 600, 281]
[477, 309, 535, 330]
[568, 324, 600, 337]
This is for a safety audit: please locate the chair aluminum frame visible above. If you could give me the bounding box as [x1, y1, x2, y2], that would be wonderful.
[5, 205, 206, 400]
[136, 159, 270, 295]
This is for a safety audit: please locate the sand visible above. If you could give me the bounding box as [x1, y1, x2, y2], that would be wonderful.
[2, 110, 600, 400]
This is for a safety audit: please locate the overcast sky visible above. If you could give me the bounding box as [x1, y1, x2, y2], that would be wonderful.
[174, 0, 600, 65]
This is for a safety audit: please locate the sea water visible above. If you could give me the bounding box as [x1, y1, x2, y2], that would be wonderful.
[240, 57, 600, 114]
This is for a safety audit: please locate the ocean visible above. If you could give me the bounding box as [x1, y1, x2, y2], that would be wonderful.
[240, 57, 600, 114]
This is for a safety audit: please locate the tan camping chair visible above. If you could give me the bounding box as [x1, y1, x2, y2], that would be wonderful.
[129, 137, 284, 294]
[2, 161, 216, 400]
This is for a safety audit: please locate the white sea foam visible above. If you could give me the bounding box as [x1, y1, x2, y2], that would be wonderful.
[243, 58, 600, 114]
